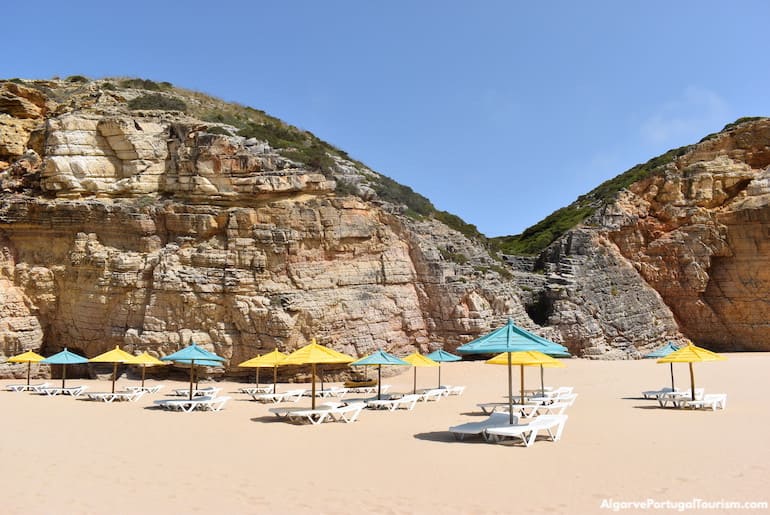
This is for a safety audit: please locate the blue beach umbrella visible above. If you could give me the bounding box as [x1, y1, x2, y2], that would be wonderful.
[161, 344, 225, 400]
[41, 348, 89, 389]
[457, 318, 570, 423]
[350, 349, 410, 400]
[644, 342, 680, 391]
[425, 349, 461, 388]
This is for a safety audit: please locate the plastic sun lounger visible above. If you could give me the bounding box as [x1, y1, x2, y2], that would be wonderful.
[6, 382, 51, 392]
[449, 413, 520, 441]
[485, 414, 569, 447]
[366, 393, 421, 411]
[684, 393, 727, 410]
[126, 385, 163, 394]
[251, 389, 306, 403]
[444, 385, 466, 396]
[477, 401, 534, 415]
[642, 387, 674, 399]
[40, 385, 88, 397]
[172, 386, 221, 397]
[419, 389, 446, 402]
[87, 390, 147, 403]
[154, 396, 215, 412]
[238, 385, 274, 395]
[658, 389, 705, 408]
[328, 402, 366, 423]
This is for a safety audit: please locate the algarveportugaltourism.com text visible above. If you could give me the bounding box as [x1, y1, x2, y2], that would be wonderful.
[600, 498, 768, 512]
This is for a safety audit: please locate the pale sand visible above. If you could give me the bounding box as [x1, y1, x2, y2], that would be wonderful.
[2, 353, 768, 515]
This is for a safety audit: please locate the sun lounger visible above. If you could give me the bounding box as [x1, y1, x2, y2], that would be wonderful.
[87, 390, 147, 403]
[485, 414, 569, 447]
[197, 396, 231, 411]
[346, 384, 391, 395]
[238, 385, 274, 395]
[328, 402, 366, 423]
[366, 393, 421, 411]
[443, 385, 466, 396]
[6, 382, 51, 392]
[658, 389, 704, 408]
[154, 396, 217, 412]
[39, 385, 88, 397]
[642, 386, 674, 399]
[449, 413, 519, 441]
[251, 388, 306, 403]
[418, 388, 446, 402]
[684, 393, 727, 410]
[126, 385, 163, 394]
[172, 386, 221, 397]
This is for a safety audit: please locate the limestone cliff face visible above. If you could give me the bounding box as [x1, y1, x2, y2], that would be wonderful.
[0, 78, 529, 376]
[519, 118, 770, 355]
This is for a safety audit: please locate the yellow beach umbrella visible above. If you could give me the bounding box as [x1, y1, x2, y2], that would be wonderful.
[657, 344, 726, 400]
[90, 346, 136, 393]
[7, 350, 45, 386]
[282, 339, 354, 409]
[125, 352, 168, 388]
[238, 349, 288, 393]
[402, 352, 438, 394]
[487, 351, 565, 407]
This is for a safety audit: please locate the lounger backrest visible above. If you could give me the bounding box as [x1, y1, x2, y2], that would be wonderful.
[488, 412, 518, 425]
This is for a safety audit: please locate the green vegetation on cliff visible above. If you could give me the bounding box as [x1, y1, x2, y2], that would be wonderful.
[491, 145, 692, 255]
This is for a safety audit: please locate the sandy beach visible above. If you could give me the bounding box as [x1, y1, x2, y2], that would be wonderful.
[2, 353, 768, 515]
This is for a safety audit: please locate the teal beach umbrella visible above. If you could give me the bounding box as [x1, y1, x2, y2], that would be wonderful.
[161, 344, 225, 400]
[425, 349, 461, 388]
[350, 349, 410, 400]
[41, 348, 89, 389]
[644, 342, 680, 391]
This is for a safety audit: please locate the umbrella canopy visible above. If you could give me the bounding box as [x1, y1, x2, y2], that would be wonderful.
[161, 344, 226, 400]
[657, 344, 726, 400]
[41, 348, 88, 389]
[350, 349, 410, 400]
[125, 352, 167, 388]
[644, 342, 681, 391]
[456, 318, 570, 357]
[458, 319, 570, 424]
[6, 350, 45, 386]
[425, 349, 461, 388]
[238, 349, 288, 392]
[283, 339, 354, 408]
[403, 352, 438, 394]
[90, 346, 136, 393]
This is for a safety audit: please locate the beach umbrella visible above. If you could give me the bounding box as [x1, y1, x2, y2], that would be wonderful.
[657, 344, 726, 400]
[125, 352, 168, 388]
[644, 342, 680, 391]
[89, 346, 136, 393]
[238, 349, 288, 393]
[457, 318, 570, 424]
[487, 351, 565, 405]
[6, 350, 45, 386]
[282, 339, 354, 409]
[425, 349, 461, 388]
[402, 352, 439, 394]
[350, 349, 410, 400]
[41, 348, 88, 389]
[161, 344, 225, 400]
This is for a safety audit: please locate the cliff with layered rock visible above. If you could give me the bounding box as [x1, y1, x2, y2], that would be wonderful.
[0, 77, 530, 378]
[504, 117, 770, 355]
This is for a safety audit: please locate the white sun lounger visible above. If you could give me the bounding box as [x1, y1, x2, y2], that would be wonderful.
[86, 390, 147, 403]
[251, 389, 306, 403]
[449, 413, 520, 441]
[642, 386, 674, 399]
[684, 393, 727, 410]
[6, 382, 51, 392]
[485, 414, 569, 447]
[328, 402, 366, 423]
[658, 389, 704, 408]
[238, 385, 274, 395]
[172, 386, 221, 398]
[39, 385, 88, 397]
[154, 395, 223, 412]
[126, 385, 164, 394]
[366, 393, 421, 411]
[443, 385, 466, 396]
[418, 389, 446, 402]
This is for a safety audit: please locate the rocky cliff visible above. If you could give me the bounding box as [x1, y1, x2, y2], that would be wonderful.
[0, 78, 530, 378]
[508, 118, 770, 356]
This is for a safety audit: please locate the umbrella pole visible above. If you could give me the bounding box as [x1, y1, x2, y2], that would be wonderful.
[437, 364, 441, 389]
[62, 364, 66, 389]
[413, 368, 417, 394]
[507, 353, 514, 425]
[27, 361, 31, 386]
[520, 364, 525, 406]
[540, 364, 545, 397]
[112, 362, 117, 393]
[273, 365, 278, 394]
[670, 363, 675, 391]
[378, 365, 382, 400]
[311, 363, 317, 410]
[255, 367, 260, 388]
[189, 360, 195, 401]
[689, 362, 695, 401]
[141, 366, 146, 388]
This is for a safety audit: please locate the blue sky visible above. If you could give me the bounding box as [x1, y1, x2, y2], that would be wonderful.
[4, 1, 770, 236]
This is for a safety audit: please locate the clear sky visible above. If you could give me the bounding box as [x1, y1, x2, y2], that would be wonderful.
[4, 1, 770, 236]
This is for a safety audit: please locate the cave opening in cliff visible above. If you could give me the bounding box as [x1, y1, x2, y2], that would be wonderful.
[525, 292, 552, 327]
